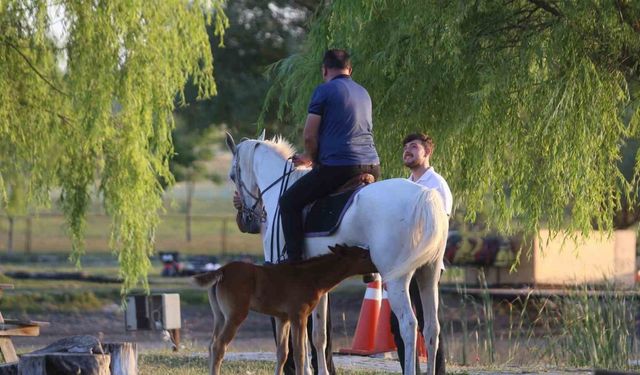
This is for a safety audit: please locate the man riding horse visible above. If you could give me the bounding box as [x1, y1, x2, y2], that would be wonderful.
[278, 49, 380, 263]
[229, 50, 447, 375]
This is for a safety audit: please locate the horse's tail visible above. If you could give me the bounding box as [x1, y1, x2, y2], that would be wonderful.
[192, 270, 224, 288]
[383, 187, 448, 282]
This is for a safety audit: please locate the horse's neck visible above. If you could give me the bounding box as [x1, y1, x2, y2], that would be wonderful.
[254, 147, 307, 217]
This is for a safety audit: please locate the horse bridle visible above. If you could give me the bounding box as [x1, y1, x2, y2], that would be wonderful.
[234, 142, 295, 226]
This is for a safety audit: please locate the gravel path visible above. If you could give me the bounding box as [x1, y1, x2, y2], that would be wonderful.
[200, 351, 593, 374]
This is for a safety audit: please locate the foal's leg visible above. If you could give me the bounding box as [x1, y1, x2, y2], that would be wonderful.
[386, 274, 418, 375]
[415, 264, 441, 375]
[208, 287, 225, 374]
[210, 316, 245, 375]
[209, 287, 225, 339]
[274, 318, 291, 375]
[311, 293, 329, 375]
[210, 286, 250, 375]
[291, 314, 310, 375]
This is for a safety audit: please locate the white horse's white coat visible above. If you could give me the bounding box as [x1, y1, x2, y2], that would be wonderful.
[227, 135, 448, 375]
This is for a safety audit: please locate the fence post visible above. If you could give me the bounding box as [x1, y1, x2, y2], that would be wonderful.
[25, 215, 32, 254]
[221, 218, 227, 255]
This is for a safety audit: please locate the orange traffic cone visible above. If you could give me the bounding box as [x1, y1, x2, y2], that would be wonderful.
[371, 287, 396, 353]
[339, 277, 382, 355]
[417, 332, 427, 362]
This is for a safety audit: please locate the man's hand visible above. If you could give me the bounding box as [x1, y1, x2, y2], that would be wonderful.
[233, 191, 243, 210]
[292, 153, 313, 167]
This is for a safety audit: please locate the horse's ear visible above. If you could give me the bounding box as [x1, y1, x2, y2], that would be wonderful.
[257, 129, 266, 141]
[225, 132, 237, 155]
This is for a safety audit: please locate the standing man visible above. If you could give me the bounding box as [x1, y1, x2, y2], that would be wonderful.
[278, 49, 380, 262]
[391, 133, 452, 375]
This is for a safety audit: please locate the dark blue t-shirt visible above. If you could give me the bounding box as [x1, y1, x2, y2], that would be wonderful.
[307, 75, 380, 166]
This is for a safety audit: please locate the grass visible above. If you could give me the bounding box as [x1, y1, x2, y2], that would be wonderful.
[138, 352, 389, 375]
[440, 277, 640, 372]
[545, 285, 638, 370]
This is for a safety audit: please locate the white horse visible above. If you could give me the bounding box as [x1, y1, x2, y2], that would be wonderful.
[225, 132, 448, 375]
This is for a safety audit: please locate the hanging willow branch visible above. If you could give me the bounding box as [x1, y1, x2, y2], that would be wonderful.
[0, 0, 228, 292]
[265, 0, 640, 237]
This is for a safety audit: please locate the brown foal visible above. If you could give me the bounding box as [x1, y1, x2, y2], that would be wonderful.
[193, 244, 377, 375]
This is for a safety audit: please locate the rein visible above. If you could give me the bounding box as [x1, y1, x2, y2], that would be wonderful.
[235, 142, 295, 262]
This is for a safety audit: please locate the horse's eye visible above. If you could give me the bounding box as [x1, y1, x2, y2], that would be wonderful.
[229, 171, 236, 182]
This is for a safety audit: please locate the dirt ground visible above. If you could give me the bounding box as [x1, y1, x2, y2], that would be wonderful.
[7, 290, 604, 374]
[10, 291, 364, 353]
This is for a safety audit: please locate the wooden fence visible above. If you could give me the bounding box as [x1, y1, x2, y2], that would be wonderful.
[0, 214, 263, 256]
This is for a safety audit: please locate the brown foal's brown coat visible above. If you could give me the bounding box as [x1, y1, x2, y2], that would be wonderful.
[193, 245, 377, 375]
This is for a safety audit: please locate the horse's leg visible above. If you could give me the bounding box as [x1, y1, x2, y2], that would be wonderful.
[386, 275, 418, 375]
[291, 314, 309, 375]
[274, 317, 290, 375]
[311, 293, 329, 375]
[414, 264, 441, 375]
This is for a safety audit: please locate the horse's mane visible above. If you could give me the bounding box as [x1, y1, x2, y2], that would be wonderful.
[261, 136, 296, 159]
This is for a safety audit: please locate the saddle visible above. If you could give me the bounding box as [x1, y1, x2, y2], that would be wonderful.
[303, 173, 375, 237]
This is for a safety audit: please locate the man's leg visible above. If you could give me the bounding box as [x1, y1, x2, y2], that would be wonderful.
[279, 165, 366, 261]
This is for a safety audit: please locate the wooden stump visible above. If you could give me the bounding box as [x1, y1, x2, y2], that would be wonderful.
[103, 342, 137, 375]
[0, 362, 17, 375]
[18, 353, 110, 375]
[31, 335, 102, 355]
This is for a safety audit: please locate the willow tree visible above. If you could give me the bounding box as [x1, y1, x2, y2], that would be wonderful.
[266, 0, 640, 236]
[0, 1, 228, 291]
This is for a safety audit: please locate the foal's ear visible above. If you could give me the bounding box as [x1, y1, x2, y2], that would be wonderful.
[329, 244, 349, 257]
[225, 132, 237, 155]
[257, 129, 266, 141]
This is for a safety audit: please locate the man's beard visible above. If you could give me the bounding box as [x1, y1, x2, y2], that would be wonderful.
[403, 158, 420, 169]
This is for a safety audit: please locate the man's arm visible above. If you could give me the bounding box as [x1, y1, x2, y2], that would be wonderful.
[294, 114, 321, 166]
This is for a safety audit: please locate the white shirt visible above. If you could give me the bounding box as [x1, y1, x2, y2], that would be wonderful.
[409, 167, 453, 216]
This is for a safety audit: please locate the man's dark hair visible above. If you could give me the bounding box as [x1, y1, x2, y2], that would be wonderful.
[403, 133, 434, 150]
[323, 49, 352, 70]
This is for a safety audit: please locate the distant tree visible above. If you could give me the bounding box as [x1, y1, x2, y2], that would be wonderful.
[170, 120, 223, 242]
[266, 1, 640, 235]
[0, 1, 228, 291]
[173, 0, 311, 140]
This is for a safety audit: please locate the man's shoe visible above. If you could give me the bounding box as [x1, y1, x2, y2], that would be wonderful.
[362, 273, 376, 283]
[283, 245, 303, 263]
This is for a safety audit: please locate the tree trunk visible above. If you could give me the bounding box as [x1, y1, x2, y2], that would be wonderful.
[185, 179, 195, 242]
[18, 353, 110, 375]
[102, 342, 137, 375]
[6, 217, 13, 255]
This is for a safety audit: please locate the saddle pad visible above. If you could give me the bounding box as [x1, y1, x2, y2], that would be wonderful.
[304, 188, 361, 237]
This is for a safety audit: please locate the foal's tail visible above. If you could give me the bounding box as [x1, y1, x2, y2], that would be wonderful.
[383, 187, 448, 282]
[192, 270, 223, 288]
